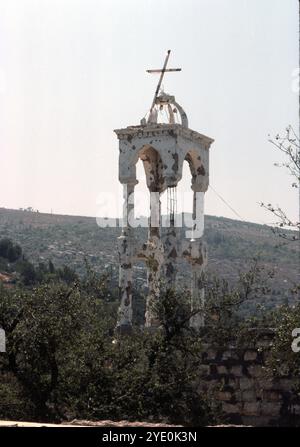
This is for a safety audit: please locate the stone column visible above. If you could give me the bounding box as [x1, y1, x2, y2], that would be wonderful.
[116, 182, 136, 332]
[192, 189, 204, 239]
[163, 226, 178, 288]
[163, 187, 178, 289]
[189, 188, 206, 329]
[145, 191, 164, 328]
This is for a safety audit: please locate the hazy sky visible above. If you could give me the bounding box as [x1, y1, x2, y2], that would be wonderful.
[0, 0, 298, 225]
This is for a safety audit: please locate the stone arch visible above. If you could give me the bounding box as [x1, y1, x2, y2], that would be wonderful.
[155, 92, 188, 127]
[184, 148, 207, 192]
[134, 145, 165, 192]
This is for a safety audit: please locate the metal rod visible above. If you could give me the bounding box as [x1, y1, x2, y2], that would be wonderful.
[149, 50, 171, 114]
[147, 68, 181, 73]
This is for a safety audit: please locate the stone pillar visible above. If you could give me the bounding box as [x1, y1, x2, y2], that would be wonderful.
[145, 191, 164, 328]
[189, 188, 206, 329]
[163, 225, 178, 288]
[116, 182, 136, 332]
[191, 189, 204, 239]
[163, 187, 178, 288]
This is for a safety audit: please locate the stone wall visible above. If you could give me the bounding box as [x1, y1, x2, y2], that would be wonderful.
[200, 333, 300, 426]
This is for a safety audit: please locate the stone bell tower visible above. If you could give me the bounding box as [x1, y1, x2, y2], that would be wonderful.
[114, 51, 214, 332]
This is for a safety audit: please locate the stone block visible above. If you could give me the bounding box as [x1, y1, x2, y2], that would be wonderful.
[244, 350, 258, 362]
[230, 365, 243, 377]
[248, 365, 266, 378]
[243, 402, 261, 416]
[256, 378, 277, 390]
[217, 365, 228, 375]
[199, 365, 210, 376]
[239, 377, 254, 390]
[217, 391, 232, 401]
[222, 350, 239, 361]
[235, 390, 243, 402]
[242, 390, 256, 402]
[261, 402, 281, 417]
[262, 390, 282, 402]
[222, 403, 241, 414]
[227, 378, 239, 389]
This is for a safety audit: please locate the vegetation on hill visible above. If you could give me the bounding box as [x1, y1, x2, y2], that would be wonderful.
[0, 208, 298, 312]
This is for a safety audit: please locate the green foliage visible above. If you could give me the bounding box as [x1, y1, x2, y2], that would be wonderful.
[0, 268, 219, 425]
[0, 238, 22, 262]
[16, 259, 37, 285]
[0, 208, 298, 309]
[48, 260, 55, 274]
[202, 260, 275, 347]
[57, 265, 78, 284]
[0, 275, 116, 421]
[0, 371, 35, 420]
[71, 289, 220, 426]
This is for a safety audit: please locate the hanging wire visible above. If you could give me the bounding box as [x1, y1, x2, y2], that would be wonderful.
[170, 187, 174, 226]
[209, 184, 272, 227]
[167, 185, 177, 227]
[209, 185, 245, 222]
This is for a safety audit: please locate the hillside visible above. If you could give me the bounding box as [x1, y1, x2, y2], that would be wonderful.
[0, 207, 298, 310]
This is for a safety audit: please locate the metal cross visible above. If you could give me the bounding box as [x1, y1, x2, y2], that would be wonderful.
[147, 50, 181, 114]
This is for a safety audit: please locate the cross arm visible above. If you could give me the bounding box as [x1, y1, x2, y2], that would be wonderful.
[146, 68, 182, 73]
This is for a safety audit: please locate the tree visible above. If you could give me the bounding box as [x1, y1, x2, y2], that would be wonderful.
[0, 238, 22, 263]
[259, 119, 300, 422]
[48, 260, 55, 274]
[0, 277, 116, 421]
[0, 270, 220, 425]
[202, 259, 274, 347]
[89, 288, 220, 426]
[17, 259, 36, 285]
[261, 126, 299, 241]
